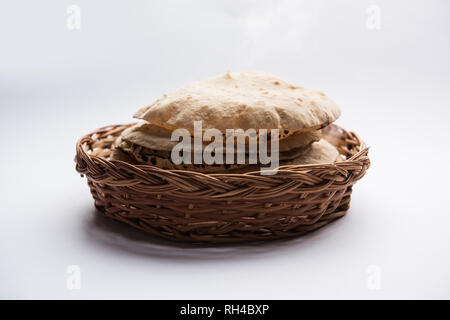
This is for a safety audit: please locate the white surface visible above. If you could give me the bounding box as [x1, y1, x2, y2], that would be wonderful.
[1, 0, 449, 299]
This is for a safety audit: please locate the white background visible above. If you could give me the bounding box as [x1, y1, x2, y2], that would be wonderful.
[1, 0, 449, 299]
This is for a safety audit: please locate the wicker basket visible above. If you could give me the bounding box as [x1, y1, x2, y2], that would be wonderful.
[75, 123, 370, 243]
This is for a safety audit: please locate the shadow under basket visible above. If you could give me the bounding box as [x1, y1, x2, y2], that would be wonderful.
[75, 123, 370, 243]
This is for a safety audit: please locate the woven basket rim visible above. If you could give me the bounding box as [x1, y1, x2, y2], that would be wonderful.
[76, 123, 369, 178]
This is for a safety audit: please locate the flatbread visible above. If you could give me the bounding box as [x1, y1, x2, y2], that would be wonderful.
[119, 121, 321, 153]
[111, 137, 340, 172]
[112, 136, 314, 169]
[282, 139, 339, 165]
[111, 138, 249, 172]
[134, 71, 341, 134]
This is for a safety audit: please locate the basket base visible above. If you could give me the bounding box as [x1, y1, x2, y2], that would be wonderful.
[89, 181, 353, 243]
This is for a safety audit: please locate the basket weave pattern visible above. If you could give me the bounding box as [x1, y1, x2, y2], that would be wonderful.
[75, 124, 370, 243]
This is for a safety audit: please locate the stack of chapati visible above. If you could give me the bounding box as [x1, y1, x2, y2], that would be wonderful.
[111, 71, 341, 172]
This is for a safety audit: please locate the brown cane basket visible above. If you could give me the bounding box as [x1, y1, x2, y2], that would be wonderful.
[75, 123, 370, 243]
